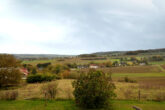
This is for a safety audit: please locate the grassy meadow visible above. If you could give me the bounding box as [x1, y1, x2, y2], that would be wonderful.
[1, 77, 165, 101]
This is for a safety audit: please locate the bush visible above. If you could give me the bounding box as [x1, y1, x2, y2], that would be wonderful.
[124, 77, 137, 83]
[41, 82, 58, 100]
[0, 90, 18, 100]
[31, 68, 37, 74]
[72, 70, 116, 109]
[149, 56, 164, 61]
[50, 64, 70, 74]
[60, 70, 81, 79]
[60, 70, 70, 79]
[118, 77, 137, 83]
[26, 74, 56, 83]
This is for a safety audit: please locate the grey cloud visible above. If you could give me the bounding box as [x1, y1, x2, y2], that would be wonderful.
[0, 0, 165, 54]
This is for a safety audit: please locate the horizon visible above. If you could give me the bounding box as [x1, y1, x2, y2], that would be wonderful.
[0, 0, 165, 54]
[0, 47, 164, 55]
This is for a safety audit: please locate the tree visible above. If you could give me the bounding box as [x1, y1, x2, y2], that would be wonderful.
[0, 54, 22, 87]
[112, 61, 119, 67]
[105, 61, 112, 67]
[0, 54, 20, 67]
[31, 68, 37, 74]
[52, 65, 61, 74]
[130, 57, 138, 61]
[0, 68, 21, 87]
[37, 63, 51, 68]
[52, 64, 70, 74]
[125, 51, 138, 55]
[72, 70, 116, 109]
[150, 56, 164, 61]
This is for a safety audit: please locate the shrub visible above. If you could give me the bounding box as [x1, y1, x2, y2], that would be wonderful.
[26, 74, 56, 83]
[118, 77, 137, 83]
[51, 64, 70, 74]
[60, 70, 70, 79]
[124, 77, 137, 83]
[61, 70, 81, 79]
[41, 82, 58, 100]
[149, 56, 164, 61]
[72, 70, 116, 109]
[0, 90, 18, 100]
[31, 68, 37, 74]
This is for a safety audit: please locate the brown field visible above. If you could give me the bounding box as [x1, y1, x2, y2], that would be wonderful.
[161, 65, 165, 69]
[105, 65, 162, 73]
[75, 65, 163, 75]
[115, 77, 165, 100]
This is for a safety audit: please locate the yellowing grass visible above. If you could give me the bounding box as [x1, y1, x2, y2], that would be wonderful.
[1, 78, 165, 101]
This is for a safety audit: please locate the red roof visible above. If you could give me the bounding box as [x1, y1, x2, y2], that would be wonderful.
[90, 64, 98, 66]
[20, 68, 29, 76]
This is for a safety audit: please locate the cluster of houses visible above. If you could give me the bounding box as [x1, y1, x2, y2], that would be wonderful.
[76, 61, 147, 69]
[77, 64, 99, 69]
[18, 60, 148, 78]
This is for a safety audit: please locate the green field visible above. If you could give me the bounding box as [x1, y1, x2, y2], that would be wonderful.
[112, 72, 165, 78]
[0, 100, 165, 110]
[150, 61, 165, 65]
[22, 59, 57, 65]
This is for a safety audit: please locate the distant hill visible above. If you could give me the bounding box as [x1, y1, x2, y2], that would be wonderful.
[12, 54, 75, 59]
[2, 48, 165, 59]
[92, 48, 165, 56]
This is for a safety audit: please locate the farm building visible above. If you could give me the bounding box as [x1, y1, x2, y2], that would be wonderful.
[89, 64, 99, 69]
[77, 65, 88, 69]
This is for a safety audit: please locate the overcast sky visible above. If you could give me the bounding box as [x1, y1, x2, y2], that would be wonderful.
[0, 0, 165, 55]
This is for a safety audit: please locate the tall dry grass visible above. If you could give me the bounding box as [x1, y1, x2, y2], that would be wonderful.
[0, 90, 18, 100]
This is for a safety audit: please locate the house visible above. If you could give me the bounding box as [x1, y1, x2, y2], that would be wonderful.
[77, 65, 88, 69]
[139, 63, 146, 66]
[89, 64, 99, 69]
[20, 68, 29, 79]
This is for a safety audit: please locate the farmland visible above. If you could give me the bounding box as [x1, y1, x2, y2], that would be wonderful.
[1, 52, 165, 110]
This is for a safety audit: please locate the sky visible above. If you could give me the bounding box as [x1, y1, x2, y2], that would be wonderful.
[0, 0, 165, 55]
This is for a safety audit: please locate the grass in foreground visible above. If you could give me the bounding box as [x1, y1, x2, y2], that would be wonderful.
[0, 100, 165, 110]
